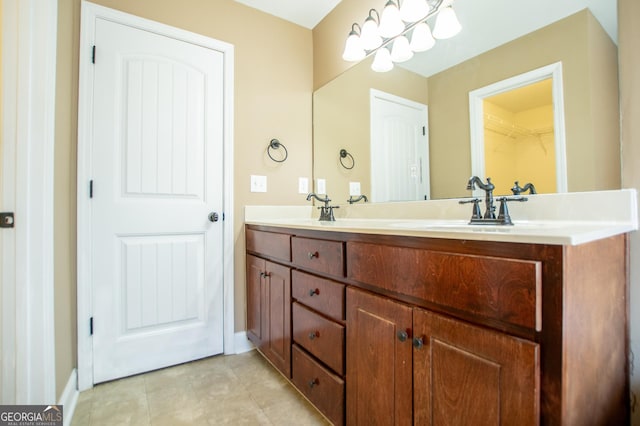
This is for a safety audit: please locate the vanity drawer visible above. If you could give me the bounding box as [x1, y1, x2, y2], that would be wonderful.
[347, 242, 542, 331]
[292, 237, 344, 277]
[292, 302, 345, 375]
[246, 229, 290, 262]
[292, 344, 344, 426]
[292, 270, 345, 321]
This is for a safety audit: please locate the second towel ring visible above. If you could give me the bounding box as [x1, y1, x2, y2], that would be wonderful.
[339, 149, 355, 170]
[267, 139, 288, 163]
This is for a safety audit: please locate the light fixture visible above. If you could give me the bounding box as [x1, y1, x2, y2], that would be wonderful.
[342, 23, 366, 61]
[342, 0, 462, 72]
[399, 0, 430, 23]
[371, 47, 394, 72]
[360, 9, 382, 50]
[391, 35, 413, 63]
[410, 22, 435, 52]
[432, 5, 462, 39]
[378, 1, 404, 39]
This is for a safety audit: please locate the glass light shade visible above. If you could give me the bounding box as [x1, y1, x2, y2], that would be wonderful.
[410, 22, 435, 52]
[399, 0, 430, 23]
[371, 47, 394, 72]
[391, 36, 414, 63]
[342, 32, 366, 61]
[433, 6, 462, 39]
[361, 16, 382, 50]
[378, 1, 405, 38]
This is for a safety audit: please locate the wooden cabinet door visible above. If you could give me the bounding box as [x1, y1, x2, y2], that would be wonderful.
[246, 254, 265, 348]
[413, 308, 540, 425]
[263, 260, 292, 377]
[346, 287, 413, 426]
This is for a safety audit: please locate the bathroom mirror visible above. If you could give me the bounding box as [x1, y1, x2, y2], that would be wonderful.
[313, 0, 621, 203]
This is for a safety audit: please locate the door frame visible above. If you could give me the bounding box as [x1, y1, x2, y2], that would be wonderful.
[76, 1, 235, 391]
[468, 62, 568, 194]
[1, 0, 58, 403]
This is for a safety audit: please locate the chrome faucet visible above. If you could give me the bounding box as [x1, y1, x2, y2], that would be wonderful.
[306, 193, 339, 221]
[466, 176, 496, 219]
[511, 181, 537, 195]
[347, 195, 368, 204]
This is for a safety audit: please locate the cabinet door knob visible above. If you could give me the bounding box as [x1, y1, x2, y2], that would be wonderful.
[260, 271, 270, 278]
[413, 336, 425, 349]
[309, 288, 320, 296]
[308, 331, 320, 340]
[308, 378, 319, 388]
[307, 251, 319, 259]
[397, 330, 409, 342]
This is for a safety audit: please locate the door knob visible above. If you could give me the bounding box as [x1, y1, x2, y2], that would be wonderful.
[208, 212, 219, 222]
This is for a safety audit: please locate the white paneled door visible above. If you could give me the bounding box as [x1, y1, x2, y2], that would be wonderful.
[91, 18, 225, 383]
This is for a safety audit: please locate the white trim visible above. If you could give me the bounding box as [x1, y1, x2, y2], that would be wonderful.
[469, 62, 568, 195]
[76, 1, 235, 391]
[58, 369, 79, 426]
[1, 0, 57, 404]
[234, 332, 255, 354]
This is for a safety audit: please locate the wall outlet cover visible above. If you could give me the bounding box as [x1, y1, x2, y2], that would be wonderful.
[298, 177, 309, 194]
[349, 182, 361, 196]
[250, 175, 267, 193]
[316, 178, 326, 195]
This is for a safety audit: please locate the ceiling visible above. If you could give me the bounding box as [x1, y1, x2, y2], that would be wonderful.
[234, 0, 617, 78]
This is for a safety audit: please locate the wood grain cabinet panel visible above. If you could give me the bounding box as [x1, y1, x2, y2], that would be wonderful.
[292, 345, 345, 426]
[347, 241, 541, 330]
[246, 229, 291, 262]
[292, 302, 345, 374]
[292, 236, 344, 277]
[292, 270, 345, 321]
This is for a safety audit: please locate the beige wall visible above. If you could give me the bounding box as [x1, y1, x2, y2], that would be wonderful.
[427, 10, 620, 199]
[619, 0, 640, 423]
[54, 0, 313, 398]
[313, 56, 428, 203]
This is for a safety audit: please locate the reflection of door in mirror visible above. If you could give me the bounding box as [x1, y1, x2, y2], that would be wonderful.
[484, 79, 556, 196]
[370, 89, 429, 202]
[469, 62, 568, 197]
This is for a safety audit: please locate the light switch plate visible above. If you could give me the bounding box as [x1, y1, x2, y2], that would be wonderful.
[298, 177, 309, 194]
[316, 178, 326, 195]
[250, 175, 267, 193]
[349, 182, 361, 196]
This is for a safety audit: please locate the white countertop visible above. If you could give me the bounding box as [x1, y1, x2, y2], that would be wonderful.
[245, 189, 639, 246]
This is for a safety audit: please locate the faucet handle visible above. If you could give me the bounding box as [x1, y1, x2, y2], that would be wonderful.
[459, 198, 482, 220]
[496, 196, 528, 225]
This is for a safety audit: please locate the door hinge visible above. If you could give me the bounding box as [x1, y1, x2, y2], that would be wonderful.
[92, 45, 96, 64]
[89, 180, 94, 198]
[90, 317, 94, 335]
[422, 126, 426, 136]
[0, 212, 15, 228]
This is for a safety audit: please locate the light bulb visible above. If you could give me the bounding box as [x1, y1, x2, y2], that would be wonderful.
[433, 6, 462, 40]
[410, 22, 435, 52]
[379, 1, 405, 39]
[361, 15, 382, 50]
[342, 30, 365, 62]
[371, 47, 394, 72]
[399, 0, 430, 23]
[391, 36, 414, 63]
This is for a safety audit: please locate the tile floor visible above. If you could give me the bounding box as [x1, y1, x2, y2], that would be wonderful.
[71, 350, 331, 425]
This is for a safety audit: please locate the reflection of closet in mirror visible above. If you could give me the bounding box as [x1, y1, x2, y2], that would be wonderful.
[484, 79, 556, 195]
[370, 89, 429, 202]
[469, 62, 568, 196]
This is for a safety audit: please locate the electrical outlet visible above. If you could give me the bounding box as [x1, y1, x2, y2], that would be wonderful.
[250, 175, 267, 193]
[349, 182, 361, 196]
[316, 178, 326, 195]
[298, 177, 309, 194]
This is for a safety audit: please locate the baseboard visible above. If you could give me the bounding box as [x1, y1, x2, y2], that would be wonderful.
[58, 369, 79, 426]
[234, 331, 255, 354]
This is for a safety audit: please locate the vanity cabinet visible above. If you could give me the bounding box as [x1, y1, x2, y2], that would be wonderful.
[245, 224, 629, 425]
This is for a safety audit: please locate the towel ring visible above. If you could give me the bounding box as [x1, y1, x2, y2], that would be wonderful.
[339, 149, 355, 170]
[267, 139, 288, 163]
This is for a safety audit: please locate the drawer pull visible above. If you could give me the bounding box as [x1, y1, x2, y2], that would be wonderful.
[308, 378, 319, 388]
[413, 336, 425, 350]
[309, 288, 320, 296]
[308, 331, 320, 340]
[397, 330, 409, 342]
[307, 251, 319, 259]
